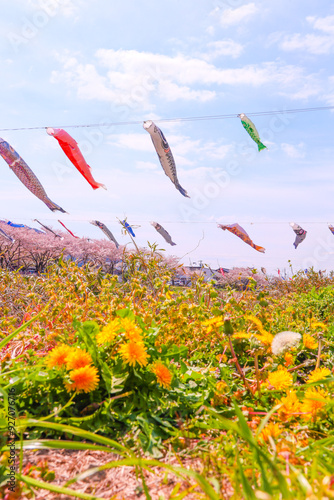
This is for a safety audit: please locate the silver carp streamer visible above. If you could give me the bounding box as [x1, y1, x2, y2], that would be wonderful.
[151, 221, 176, 246]
[0, 227, 14, 242]
[143, 121, 190, 198]
[90, 220, 119, 248]
[290, 222, 307, 249]
[34, 219, 62, 238]
[0, 138, 66, 213]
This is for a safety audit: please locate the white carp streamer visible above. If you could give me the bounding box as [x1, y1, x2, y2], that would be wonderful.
[290, 222, 307, 249]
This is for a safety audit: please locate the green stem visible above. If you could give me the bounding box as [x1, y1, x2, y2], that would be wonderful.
[227, 336, 253, 394]
[254, 353, 261, 397]
[315, 333, 323, 370]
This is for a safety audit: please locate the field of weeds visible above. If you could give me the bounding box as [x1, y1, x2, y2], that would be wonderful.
[0, 253, 334, 499]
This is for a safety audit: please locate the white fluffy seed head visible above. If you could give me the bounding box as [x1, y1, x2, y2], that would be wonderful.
[271, 331, 301, 356]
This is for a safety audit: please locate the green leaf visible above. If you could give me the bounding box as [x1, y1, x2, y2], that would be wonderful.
[2, 440, 113, 453]
[237, 455, 256, 500]
[116, 308, 135, 320]
[14, 419, 133, 456]
[17, 474, 106, 500]
[0, 305, 48, 351]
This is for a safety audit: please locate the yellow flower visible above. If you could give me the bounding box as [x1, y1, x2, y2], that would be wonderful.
[179, 304, 188, 314]
[301, 388, 328, 420]
[66, 348, 92, 370]
[284, 352, 294, 367]
[303, 334, 317, 350]
[310, 322, 327, 331]
[267, 367, 293, 390]
[254, 331, 274, 347]
[278, 390, 301, 421]
[278, 391, 301, 422]
[119, 341, 148, 367]
[165, 291, 172, 300]
[120, 317, 143, 343]
[67, 365, 99, 393]
[233, 331, 251, 340]
[259, 422, 282, 442]
[96, 320, 119, 345]
[202, 316, 224, 333]
[307, 367, 331, 385]
[46, 344, 72, 369]
[151, 362, 172, 388]
[245, 315, 266, 333]
[202, 317, 224, 327]
[216, 381, 227, 393]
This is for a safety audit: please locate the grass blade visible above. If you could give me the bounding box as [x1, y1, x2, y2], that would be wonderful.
[17, 474, 106, 500]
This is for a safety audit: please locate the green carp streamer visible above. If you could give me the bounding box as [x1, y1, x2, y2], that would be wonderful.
[239, 113, 267, 152]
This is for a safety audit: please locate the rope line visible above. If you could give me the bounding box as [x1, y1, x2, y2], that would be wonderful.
[1, 219, 333, 225]
[0, 105, 333, 132]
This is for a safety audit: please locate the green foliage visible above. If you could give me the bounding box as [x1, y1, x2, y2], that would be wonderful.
[0, 258, 334, 498]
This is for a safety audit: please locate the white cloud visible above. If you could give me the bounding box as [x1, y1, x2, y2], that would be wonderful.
[200, 142, 233, 159]
[28, 0, 83, 17]
[307, 15, 334, 34]
[204, 40, 244, 60]
[51, 48, 319, 109]
[281, 142, 305, 159]
[109, 132, 233, 165]
[279, 15, 334, 55]
[323, 75, 334, 105]
[108, 133, 152, 152]
[206, 26, 215, 36]
[278, 74, 321, 100]
[280, 33, 334, 55]
[158, 80, 215, 102]
[135, 161, 158, 170]
[218, 3, 258, 28]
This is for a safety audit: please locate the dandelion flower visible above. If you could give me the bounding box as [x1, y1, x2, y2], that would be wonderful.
[151, 362, 172, 388]
[303, 334, 317, 350]
[301, 388, 328, 420]
[307, 367, 331, 385]
[66, 348, 92, 370]
[67, 365, 99, 393]
[271, 331, 301, 356]
[202, 316, 224, 326]
[233, 332, 251, 340]
[260, 422, 282, 442]
[284, 352, 294, 367]
[310, 322, 327, 331]
[119, 341, 148, 367]
[278, 390, 301, 421]
[96, 320, 120, 345]
[245, 315, 266, 333]
[120, 317, 143, 342]
[255, 331, 274, 347]
[267, 366, 293, 390]
[216, 381, 227, 393]
[46, 344, 72, 369]
[202, 316, 223, 333]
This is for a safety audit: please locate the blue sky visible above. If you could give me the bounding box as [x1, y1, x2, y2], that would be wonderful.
[1, 0, 334, 273]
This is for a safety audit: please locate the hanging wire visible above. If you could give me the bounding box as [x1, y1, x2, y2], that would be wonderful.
[1, 218, 332, 225]
[0, 105, 333, 132]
